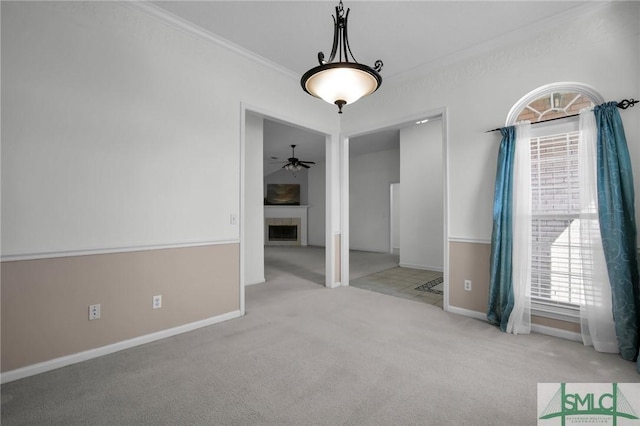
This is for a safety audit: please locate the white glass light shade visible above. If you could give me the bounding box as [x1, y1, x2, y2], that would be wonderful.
[284, 163, 303, 171]
[301, 63, 381, 107]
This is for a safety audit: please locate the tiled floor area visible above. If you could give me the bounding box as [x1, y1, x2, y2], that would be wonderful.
[264, 247, 443, 307]
[350, 266, 444, 308]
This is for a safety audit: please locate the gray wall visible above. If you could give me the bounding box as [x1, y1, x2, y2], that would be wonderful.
[307, 160, 326, 247]
[342, 2, 640, 245]
[400, 119, 443, 271]
[349, 148, 400, 252]
[264, 169, 309, 205]
[1, 1, 338, 376]
[263, 155, 326, 248]
[341, 2, 639, 313]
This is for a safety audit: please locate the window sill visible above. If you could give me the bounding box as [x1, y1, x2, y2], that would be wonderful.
[531, 301, 580, 324]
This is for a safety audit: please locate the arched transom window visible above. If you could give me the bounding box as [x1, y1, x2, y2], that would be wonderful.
[516, 91, 594, 123]
[507, 82, 604, 125]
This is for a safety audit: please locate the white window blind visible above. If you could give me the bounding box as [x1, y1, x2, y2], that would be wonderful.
[530, 130, 587, 314]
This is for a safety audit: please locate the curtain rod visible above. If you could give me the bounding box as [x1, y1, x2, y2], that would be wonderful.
[485, 98, 638, 133]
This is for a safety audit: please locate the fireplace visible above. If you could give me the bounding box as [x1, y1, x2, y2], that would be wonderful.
[264, 206, 308, 246]
[269, 225, 298, 241]
[264, 217, 302, 246]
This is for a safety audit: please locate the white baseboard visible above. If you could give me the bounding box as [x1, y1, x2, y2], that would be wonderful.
[329, 281, 342, 289]
[531, 323, 582, 342]
[446, 305, 582, 343]
[245, 278, 266, 286]
[399, 262, 444, 272]
[446, 305, 488, 321]
[448, 237, 491, 245]
[0, 310, 243, 384]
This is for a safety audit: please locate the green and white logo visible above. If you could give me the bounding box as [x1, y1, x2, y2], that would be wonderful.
[538, 383, 640, 425]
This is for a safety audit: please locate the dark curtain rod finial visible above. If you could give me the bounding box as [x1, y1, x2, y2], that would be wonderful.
[485, 98, 638, 133]
[618, 98, 638, 109]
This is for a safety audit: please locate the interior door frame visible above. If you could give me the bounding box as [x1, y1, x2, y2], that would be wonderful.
[239, 103, 340, 314]
[389, 182, 400, 254]
[340, 107, 450, 311]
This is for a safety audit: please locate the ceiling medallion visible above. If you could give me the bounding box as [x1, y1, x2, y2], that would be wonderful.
[300, 0, 383, 114]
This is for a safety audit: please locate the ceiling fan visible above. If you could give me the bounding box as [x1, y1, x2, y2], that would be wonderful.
[281, 145, 315, 171]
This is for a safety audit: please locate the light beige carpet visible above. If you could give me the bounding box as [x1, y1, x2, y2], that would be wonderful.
[1, 249, 638, 425]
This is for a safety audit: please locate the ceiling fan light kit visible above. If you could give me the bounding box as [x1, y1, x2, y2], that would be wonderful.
[282, 145, 315, 172]
[300, 0, 383, 114]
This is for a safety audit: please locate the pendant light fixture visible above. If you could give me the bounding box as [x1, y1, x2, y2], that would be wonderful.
[300, 1, 383, 114]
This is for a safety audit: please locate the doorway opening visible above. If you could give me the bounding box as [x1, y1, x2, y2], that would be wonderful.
[241, 106, 336, 316]
[343, 111, 448, 309]
[261, 118, 327, 286]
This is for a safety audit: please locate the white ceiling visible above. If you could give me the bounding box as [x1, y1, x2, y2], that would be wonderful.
[151, 1, 587, 81]
[149, 1, 590, 171]
[263, 119, 326, 176]
[263, 120, 401, 176]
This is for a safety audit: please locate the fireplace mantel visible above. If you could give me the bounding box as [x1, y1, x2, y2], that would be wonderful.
[264, 205, 309, 209]
[264, 206, 309, 246]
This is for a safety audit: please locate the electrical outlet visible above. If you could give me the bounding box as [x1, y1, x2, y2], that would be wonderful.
[464, 280, 472, 291]
[89, 304, 101, 320]
[153, 295, 162, 309]
[230, 213, 238, 225]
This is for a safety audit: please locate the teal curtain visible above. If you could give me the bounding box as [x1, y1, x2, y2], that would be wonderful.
[487, 126, 516, 331]
[594, 102, 640, 372]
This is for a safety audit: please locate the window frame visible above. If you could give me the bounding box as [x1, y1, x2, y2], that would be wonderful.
[506, 82, 604, 126]
[529, 120, 581, 322]
[507, 83, 604, 323]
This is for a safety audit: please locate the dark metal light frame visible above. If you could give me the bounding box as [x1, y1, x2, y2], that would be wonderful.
[300, 1, 383, 114]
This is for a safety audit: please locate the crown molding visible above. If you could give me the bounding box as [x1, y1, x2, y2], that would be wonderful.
[119, 1, 613, 95]
[119, 1, 300, 81]
[384, 1, 610, 88]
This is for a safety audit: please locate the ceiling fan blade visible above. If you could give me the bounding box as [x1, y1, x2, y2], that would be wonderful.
[275, 145, 314, 170]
